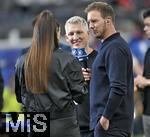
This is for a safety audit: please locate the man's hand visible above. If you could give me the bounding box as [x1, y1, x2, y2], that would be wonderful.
[135, 75, 148, 89]
[82, 68, 91, 81]
[100, 116, 109, 130]
[134, 78, 138, 92]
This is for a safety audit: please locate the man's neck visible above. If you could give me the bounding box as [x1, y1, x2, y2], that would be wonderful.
[102, 25, 117, 41]
[85, 46, 93, 55]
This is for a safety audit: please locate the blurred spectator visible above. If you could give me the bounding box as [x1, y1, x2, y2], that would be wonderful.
[129, 19, 150, 68]
[0, 68, 4, 111]
[134, 8, 150, 137]
[117, 0, 135, 11]
[128, 19, 145, 137]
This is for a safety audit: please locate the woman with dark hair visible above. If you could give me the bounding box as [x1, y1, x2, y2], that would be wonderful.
[15, 10, 87, 137]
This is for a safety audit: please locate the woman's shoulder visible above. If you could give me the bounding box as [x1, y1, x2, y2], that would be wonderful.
[53, 48, 80, 69]
[15, 53, 26, 69]
[54, 48, 74, 60]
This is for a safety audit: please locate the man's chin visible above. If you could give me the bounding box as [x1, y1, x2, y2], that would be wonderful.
[92, 33, 100, 39]
[72, 45, 82, 48]
[95, 35, 101, 39]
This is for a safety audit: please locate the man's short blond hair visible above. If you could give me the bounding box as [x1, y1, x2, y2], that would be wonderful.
[65, 16, 88, 34]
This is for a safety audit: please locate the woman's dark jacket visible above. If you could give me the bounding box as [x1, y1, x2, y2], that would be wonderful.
[15, 48, 87, 119]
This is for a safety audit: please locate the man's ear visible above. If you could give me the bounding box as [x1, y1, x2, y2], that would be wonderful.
[65, 34, 69, 43]
[104, 16, 111, 24]
[106, 20, 109, 24]
[104, 19, 110, 24]
[106, 16, 112, 24]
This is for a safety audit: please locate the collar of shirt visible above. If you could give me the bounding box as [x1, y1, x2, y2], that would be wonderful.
[99, 32, 120, 50]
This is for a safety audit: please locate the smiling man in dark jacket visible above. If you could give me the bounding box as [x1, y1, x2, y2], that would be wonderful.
[65, 16, 97, 137]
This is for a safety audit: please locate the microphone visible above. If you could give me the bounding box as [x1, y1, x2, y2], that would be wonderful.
[71, 48, 88, 68]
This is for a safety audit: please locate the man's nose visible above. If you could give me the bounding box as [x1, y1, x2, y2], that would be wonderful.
[89, 22, 94, 30]
[73, 33, 79, 39]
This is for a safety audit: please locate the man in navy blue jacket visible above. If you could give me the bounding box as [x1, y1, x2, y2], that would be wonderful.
[85, 2, 134, 137]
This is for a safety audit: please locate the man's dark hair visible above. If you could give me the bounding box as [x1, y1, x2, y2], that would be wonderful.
[84, 2, 115, 23]
[143, 9, 150, 19]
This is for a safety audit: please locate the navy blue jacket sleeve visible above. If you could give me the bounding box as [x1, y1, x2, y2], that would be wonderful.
[103, 47, 128, 119]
